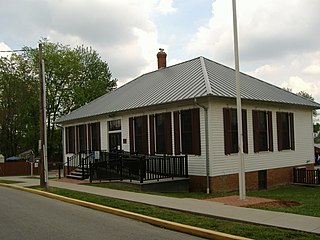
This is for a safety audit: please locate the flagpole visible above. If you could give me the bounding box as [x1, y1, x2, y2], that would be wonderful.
[232, 0, 246, 200]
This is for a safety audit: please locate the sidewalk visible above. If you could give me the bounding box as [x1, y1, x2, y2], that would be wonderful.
[2, 175, 320, 234]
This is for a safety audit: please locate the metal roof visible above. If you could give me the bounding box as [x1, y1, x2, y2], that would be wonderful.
[57, 57, 320, 123]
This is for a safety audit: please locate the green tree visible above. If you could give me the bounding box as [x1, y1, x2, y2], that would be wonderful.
[22, 40, 117, 160]
[0, 40, 117, 160]
[0, 54, 39, 158]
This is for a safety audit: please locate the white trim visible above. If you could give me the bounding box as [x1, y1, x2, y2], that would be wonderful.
[200, 56, 213, 95]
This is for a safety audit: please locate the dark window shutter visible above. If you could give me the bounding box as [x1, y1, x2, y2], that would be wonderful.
[289, 113, 295, 150]
[89, 123, 100, 151]
[242, 109, 248, 154]
[223, 108, 231, 155]
[141, 115, 148, 154]
[75, 125, 79, 153]
[96, 122, 101, 150]
[66, 126, 76, 154]
[71, 126, 76, 153]
[66, 127, 70, 153]
[191, 108, 201, 155]
[174, 111, 181, 155]
[276, 112, 283, 151]
[252, 110, 259, 153]
[164, 112, 172, 155]
[267, 111, 273, 152]
[77, 124, 87, 152]
[149, 115, 155, 155]
[88, 124, 92, 151]
[129, 117, 134, 153]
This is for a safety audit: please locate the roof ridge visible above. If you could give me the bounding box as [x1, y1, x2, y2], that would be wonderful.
[200, 56, 213, 96]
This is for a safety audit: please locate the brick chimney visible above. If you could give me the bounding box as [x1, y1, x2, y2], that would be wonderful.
[157, 48, 167, 69]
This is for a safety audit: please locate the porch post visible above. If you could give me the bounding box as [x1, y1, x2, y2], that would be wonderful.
[67, 157, 70, 175]
[185, 154, 188, 178]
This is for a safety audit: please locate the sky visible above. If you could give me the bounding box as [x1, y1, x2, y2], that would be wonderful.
[1, 0, 320, 103]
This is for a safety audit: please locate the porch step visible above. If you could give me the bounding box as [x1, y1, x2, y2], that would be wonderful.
[67, 167, 90, 180]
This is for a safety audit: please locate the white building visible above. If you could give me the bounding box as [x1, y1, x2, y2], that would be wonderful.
[57, 51, 320, 192]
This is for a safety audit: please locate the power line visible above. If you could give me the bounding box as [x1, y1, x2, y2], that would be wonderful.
[0, 49, 27, 53]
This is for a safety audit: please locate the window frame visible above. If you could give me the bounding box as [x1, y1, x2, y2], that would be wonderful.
[252, 110, 273, 152]
[88, 122, 101, 151]
[150, 112, 172, 155]
[276, 112, 295, 151]
[108, 119, 121, 131]
[223, 108, 248, 155]
[66, 126, 75, 154]
[77, 124, 87, 152]
[129, 115, 148, 154]
[174, 108, 201, 155]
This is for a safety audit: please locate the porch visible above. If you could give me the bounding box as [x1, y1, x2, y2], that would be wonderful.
[63, 150, 189, 191]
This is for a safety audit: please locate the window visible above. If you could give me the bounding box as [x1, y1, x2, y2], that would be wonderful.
[174, 108, 201, 155]
[150, 112, 172, 154]
[77, 124, 87, 152]
[108, 120, 122, 151]
[223, 108, 248, 154]
[252, 110, 273, 152]
[88, 122, 101, 150]
[129, 116, 148, 154]
[66, 126, 75, 153]
[277, 112, 295, 151]
[156, 114, 165, 153]
[108, 119, 121, 131]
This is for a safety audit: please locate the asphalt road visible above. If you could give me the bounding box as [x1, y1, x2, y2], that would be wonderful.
[0, 187, 204, 240]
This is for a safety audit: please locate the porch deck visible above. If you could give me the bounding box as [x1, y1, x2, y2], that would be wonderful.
[64, 150, 189, 188]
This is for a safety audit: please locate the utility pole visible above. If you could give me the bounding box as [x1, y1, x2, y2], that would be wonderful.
[39, 43, 48, 189]
[232, 0, 246, 200]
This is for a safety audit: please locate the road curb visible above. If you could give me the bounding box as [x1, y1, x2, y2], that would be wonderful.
[0, 183, 251, 240]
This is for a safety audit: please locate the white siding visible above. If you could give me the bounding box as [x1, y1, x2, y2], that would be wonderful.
[62, 98, 314, 178]
[209, 100, 314, 177]
[118, 105, 207, 176]
[100, 119, 108, 150]
[121, 116, 130, 152]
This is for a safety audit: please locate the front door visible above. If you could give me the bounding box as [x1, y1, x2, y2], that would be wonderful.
[109, 133, 122, 151]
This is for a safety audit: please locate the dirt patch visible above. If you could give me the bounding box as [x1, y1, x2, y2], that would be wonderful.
[204, 195, 301, 208]
[247, 200, 301, 208]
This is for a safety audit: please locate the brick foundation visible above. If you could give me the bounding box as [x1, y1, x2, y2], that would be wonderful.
[189, 164, 314, 193]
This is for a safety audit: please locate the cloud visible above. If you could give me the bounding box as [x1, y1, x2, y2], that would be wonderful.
[155, 0, 177, 15]
[1, 0, 319, 103]
[188, 0, 320, 64]
[281, 76, 312, 92]
[303, 65, 320, 74]
[0, 0, 163, 81]
[187, 0, 320, 102]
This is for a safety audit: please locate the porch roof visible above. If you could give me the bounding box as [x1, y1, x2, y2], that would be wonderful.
[57, 57, 320, 123]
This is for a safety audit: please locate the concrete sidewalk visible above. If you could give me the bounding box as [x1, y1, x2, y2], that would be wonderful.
[2, 176, 320, 234]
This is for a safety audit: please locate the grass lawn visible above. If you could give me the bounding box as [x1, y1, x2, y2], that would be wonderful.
[36, 187, 320, 240]
[247, 185, 320, 217]
[86, 182, 320, 217]
[0, 180, 22, 184]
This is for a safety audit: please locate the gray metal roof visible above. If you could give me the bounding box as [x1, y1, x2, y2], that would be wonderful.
[57, 57, 320, 123]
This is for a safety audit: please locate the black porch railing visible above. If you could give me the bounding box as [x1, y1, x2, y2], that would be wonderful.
[64, 150, 108, 178]
[89, 152, 188, 183]
[293, 168, 320, 185]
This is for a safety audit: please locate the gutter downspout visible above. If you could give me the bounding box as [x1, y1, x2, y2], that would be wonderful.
[194, 98, 210, 194]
